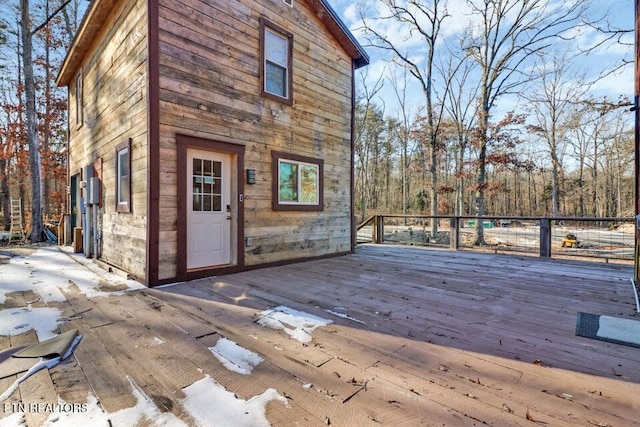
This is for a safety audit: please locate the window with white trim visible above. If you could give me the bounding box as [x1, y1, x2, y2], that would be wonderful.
[75, 73, 83, 127]
[116, 139, 131, 213]
[260, 19, 293, 104]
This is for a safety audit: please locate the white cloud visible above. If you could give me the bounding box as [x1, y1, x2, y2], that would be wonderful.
[442, 0, 482, 38]
[343, 3, 359, 25]
[590, 64, 634, 98]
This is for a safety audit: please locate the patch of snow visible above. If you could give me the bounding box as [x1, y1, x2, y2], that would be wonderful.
[108, 377, 187, 427]
[4, 373, 287, 426]
[0, 249, 290, 426]
[182, 375, 288, 427]
[0, 246, 146, 340]
[43, 394, 109, 427]
[325, 310, 366, 324]
[0, 413, 24, 427]
[257, 306, 332, 343]
[209, 338, 263, 375]
[41, 376, 285, 427]
[0, 307, 61, 341]
[0, 251, 66, 304]
[0, 247, 143, 306]
[42, 376, 187, 427]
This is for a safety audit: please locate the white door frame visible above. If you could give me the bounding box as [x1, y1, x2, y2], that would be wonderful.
[186, 148, 232, 269]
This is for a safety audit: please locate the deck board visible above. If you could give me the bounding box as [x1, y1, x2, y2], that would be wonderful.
[175, 244, 640, 425]
[2, 244, 640, 426]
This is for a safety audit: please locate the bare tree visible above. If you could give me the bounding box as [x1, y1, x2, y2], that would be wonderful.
[354, 68, 384, 223]
[525, 52, 587, 216]
[21, 0, 44, 242]
[579, 7, 633, 79]
[437, 52, 478, 216]
[358, 0, 448, 237]
[388, 67, 419, 221]
[462, 0, 589, 244]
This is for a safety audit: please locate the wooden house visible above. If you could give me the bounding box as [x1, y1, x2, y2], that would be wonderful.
[56, 0, 368, 286]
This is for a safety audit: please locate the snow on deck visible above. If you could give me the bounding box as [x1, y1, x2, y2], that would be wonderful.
[1, 244, 639, 426]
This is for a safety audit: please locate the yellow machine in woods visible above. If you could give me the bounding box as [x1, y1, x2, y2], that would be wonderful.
[561, 233, 581, 248]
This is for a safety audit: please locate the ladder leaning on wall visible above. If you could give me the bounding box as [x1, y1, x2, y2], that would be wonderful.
[9, 198, 26, 242]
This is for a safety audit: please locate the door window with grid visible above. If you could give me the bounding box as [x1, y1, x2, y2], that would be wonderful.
[192, 158, 222, 212]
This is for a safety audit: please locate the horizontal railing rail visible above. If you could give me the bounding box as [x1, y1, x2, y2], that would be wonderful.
[356, 215, 635, 261]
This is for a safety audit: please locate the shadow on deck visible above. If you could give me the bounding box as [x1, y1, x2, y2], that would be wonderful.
[147, 244, 639, 425]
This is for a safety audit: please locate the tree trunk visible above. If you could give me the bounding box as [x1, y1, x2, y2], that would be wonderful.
[591, 145, 598, 217]
[42, 0, 52, 217]
[473, 141, 487, 245]
[0, 159, 10, 231]
[21, 0, 44, 242]
[455, 145, 466, 216]
[473, 105, 489, 246]
[575, 152, 584, 216]
[430, 136, 438, 237]
[550, 154, 560, 217]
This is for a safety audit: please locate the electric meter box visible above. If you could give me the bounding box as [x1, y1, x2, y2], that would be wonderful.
[89, 177, 100, 205]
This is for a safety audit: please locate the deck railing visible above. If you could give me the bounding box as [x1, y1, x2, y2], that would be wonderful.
[356, 215, 636, 262]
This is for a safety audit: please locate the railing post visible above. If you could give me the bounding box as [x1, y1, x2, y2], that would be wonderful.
[540, 218, 551, 257]
[375, 215, 384, 244]
[371, 215, 376, 243]
[450, 217, 459, 250]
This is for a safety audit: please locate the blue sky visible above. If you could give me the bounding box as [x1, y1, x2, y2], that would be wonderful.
[329, 0, 634, 118]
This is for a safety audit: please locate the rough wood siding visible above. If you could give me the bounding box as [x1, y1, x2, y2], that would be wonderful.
[67, 0, 148, 280]
[158, 0, 353, 273]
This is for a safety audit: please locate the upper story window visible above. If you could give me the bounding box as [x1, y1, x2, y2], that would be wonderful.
[116, 138, 131, 213]
[260, 18, 293, 105]
[75, 73, 83, 127]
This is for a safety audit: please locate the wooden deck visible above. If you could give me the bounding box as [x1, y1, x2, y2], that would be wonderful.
[2, 244, 640, 426]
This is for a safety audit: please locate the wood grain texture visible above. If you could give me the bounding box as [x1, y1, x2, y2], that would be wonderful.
[156, 0, 355, 276]
[64, 0, 359, 285]
[2, 245, 639, 425]
[66, 0, 149, 281]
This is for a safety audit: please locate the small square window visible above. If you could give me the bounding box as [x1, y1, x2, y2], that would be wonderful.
[116, 138, 131, 213]
[272, 151, 323, 211]
[260, 19, 293, 105]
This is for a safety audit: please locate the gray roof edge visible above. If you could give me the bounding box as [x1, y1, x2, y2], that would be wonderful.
[318, 0, 370, 68]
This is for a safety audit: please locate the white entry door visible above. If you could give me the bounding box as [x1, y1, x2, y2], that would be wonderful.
[187, 149, 231, 269]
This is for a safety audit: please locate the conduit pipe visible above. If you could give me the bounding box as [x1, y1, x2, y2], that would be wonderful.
[631, 278, 640, 314]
